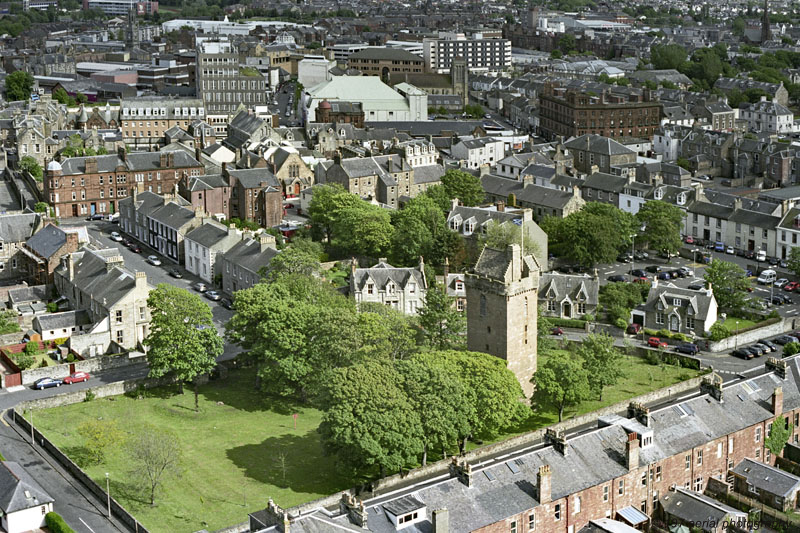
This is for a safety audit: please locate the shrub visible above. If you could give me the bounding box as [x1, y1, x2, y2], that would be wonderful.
[46, 302, 58, 313]
[784, 342, 800, 357]
[672, 333, 691, 343]
[644, 351, 662, 365]
[657, 329, 671, 338]
[45, 512, 76, 533]
[614, 318, 627, 329]
[680, 357, 700, 369]
[84, 390, 96, 402]
[14, 353, 34, 370]
[66, 353, 75, 363]
[38, 359, 48, 368]
[583, 313, 595, 322]
[709, 322, 731, 341]
[53, 337, 68, 346]
[24, 341, 39, 354]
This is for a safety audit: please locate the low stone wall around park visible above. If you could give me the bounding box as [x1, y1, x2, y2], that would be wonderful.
[19, 352, 146, 386]
[287, 372, 708, 515]
[706, 318, 791, 353]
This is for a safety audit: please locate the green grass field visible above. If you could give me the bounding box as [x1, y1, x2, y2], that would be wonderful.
[721, 317, 758, 331]
[32, 371, 351, 533]
[32, 353, 703, 531]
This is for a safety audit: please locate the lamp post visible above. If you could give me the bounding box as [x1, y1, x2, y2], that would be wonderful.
[735, 320, 740, 350]
[631, 234, 636, 280]
[105, 472, 111, 518]
[29, 409, 33, 446]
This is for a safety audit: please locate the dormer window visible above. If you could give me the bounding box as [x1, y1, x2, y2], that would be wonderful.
[367, 283, 374, 295]
[450, 219, 460, 230]
[655, 188, 664, 200]
[388, 283, 395, 294]
[673, 299, 681, 306]
[455, 280, 464, 291]
[657, 301, 664, 311]
[677, 192, 686, 205]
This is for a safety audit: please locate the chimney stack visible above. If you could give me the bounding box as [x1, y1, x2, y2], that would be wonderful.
[259, 233, 276, 252]
[772, 386, 784, 416]
[339, 494, 367, 529]
[495, 200, 505, 212]
[135, 271, 147, 290]
[443, 257, 450, 279]
[67, 254, 75, 281]
[627, 402, 651, 427]
[700, 373, 724, 402]
[432, 509, 449, 533]
[767, 357, 789, 379]
[448, 457, 473, 487]
[626, 432, 640, 470]
[118, 146, 126, 162]
[545, 428, 568, 456]
[537, 465, 551, 504]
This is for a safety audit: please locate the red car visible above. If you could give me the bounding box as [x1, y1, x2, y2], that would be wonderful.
[648, 337, 668, 349]
[627, 323, 642, 334]
[551, 327, 564, 335]
[784, 281, 800, 292]
[684, 236, 694, 244]
[63, 371, 90, 384]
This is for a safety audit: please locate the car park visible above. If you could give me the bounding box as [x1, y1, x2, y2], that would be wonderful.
[33, 377, 63, 389]
[648, 337, 668, 349]
[759, 340, 778, 352]
[205, 290, 221, 301]
[675, 343, 699, 355]
[168, 269, 183, 278]
[110, 231, 123, 241]
[551, 327, 564, 335]
[146, 255, 162, 266]
[732, 348, 754, 360]
[784, 282, 800, 292]
[607, 275, 627, 282]
[63, 372, 90, 384]
[193, 282, 208, 293]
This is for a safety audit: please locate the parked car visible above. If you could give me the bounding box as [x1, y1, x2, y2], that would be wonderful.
[205, 290, 221, 301]
[684, 236, 694, 244]
[675, 343, 699, 355]
[679, 267, 694, 276]
[756, 250, 767, 262]
[657, 272, 671, 280]
[630, 269, 647, 278]
[758, 340, 778, 352]
[714, 242, 725, 252]
[732, 348, 754, 360]
[744, 250, 756, 260]
[784, 281, 800, 292]
[551, 326, 564, 335]
[168, 268, 183, 278]
[779, 294, 794, 304]
[129, 244, 142, 253]
[774, 335, 799, 345]
[687, 282, 705, 291]
[146, 255, 162, 266]
[768, 257, 780, 266]
[754, 343, 773, 354]
[110, 231, 122, 242]
[771, 296, 785, 306]
[617, 255, 632, 263]
[193, 282, 208, 293]
[648, 337, 668, 349]
[780, 259, 789, 269]
[634, 251, 649, 260]
[746, 345, 765, 357]
[63, 372, 91, 384]
[757, 270, 777, 285]
[220, 298, 233, 310]
[86, 213, 104, 221]
[726, 246, 734, 254]
[645, 265, 662, 273]
[671, 269, 687, 278]
[33, 377, 63, 390]
[607, 275, 627, 282]
[627, 323, 642, 334]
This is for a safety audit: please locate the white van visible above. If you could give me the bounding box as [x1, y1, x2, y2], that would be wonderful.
[757, 269, 777, 285]
[106, 212, 119, 222]
[756, 250, 767, 262]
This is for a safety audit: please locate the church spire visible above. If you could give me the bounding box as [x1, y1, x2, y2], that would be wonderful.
[761, 0, 771, 43]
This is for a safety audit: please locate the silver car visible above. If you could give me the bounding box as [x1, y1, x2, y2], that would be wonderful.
[146, 255, 162, 266]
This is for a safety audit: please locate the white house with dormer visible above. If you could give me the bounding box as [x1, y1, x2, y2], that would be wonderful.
[634, 282, 718, 335]
[538, 272, 600, 320]
[349, 259, 428, 315]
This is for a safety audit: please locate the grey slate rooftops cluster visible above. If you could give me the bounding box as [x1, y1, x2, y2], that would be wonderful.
[25, 223, 69, 260]
[732, 458, 800, 498]
[56, 247, 147, 309]
[351, 261, 426, 292]
[223, 237, 279, 276]
[564, 134, 636, 156]
[58, 151, 200, 175]
[0, 213, 40, 244]
[660, 488, 746, 524]
[540, 272, 599, 305]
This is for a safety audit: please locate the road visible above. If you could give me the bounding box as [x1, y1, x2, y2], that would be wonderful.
[275, 81, 299, 127]
[61, 219, 242, 362]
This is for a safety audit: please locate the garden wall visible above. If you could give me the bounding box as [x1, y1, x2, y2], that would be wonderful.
[706, 318, 790, 352]
[19, 352, 146, 385]
[287, 373, 708, 515]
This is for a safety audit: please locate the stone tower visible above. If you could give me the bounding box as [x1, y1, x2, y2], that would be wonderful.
[125, 8, 140, 50]
[450, 57, 469, 108]
[465, 244, 540, 397]
[761, 0, 771, 43]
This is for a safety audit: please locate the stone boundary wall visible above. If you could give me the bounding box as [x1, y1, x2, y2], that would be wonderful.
[19, 352, 146, 386]
[286, 373, 708, 516]
[212, 521, 249, 533]
[707, 318, 791, 352]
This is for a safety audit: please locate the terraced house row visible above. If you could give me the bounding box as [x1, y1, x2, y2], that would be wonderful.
[249, 357, 800, 532]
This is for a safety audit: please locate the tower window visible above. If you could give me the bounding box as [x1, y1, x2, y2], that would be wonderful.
[480, 294, 487, 317]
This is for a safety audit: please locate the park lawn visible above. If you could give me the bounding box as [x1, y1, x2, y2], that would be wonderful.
[721, 317, 758, 331]
[32, 370, 352, 533]
[467, 352, 705, 451]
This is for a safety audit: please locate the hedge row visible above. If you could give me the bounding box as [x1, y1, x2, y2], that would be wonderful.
[642, 328, 691, 343]
[45, 512, 76, 533]
[550, 318, 587, 328]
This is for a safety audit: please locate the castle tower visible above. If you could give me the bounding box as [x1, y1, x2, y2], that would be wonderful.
[465, 244, 540, 397]
[450, 57, 469, 108]
[761, 0, 771, 43]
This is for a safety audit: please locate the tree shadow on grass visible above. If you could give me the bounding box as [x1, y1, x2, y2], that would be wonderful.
[226, 431, 353, 495]
[63, 446, 96, 469]
[108, 477, 150, 508]
[200, 377, 300, 416]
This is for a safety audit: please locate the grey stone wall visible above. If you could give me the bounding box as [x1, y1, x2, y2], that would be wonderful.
[20, 352, 146, 385]
[706, 318, 790, 352]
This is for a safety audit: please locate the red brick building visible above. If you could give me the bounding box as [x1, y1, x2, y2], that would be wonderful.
[250, 359, 800, 532]
[539, 86, 662, 141]
[44, 149, 203, 218]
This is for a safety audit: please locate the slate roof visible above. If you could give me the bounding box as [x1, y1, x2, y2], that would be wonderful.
[186, 174, 229, 192]
[7, 285, 48, 306]
[413, 164, 444, 184]
[732, 458, 800, 498]
[185, 221, 239, 251]
[222, 238, 279, 275]
[352, 261, 425, 292]
[481, 175, 579, 210]
[642, 282, 715, 322]
[58, 151, 200, 175]
[0, 461, 54, 514]
[472, 245, 538, 281]
[539, 273, 599, 305]
[230, 168, 281, 190]
[0, 213, 40, 243]
[564, 134, 636, 156]
[660, 488, 746, 525]
[584, 172, 629, 193]
[25, 223, 68, 259]
[447, 205, 522, 231]
[364, 121, 485, 137]
[34, 309, 91, 331]
[55, 248, 146, 308]
[148, 201, 196, 230]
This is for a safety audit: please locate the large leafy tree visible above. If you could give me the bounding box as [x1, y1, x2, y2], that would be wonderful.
[419, 350, 526, 450]
[390, 195, 448, 266]
[225, 274, 361, 401]
[599, 282, 647, 324]
[331, 203, 393, 258]
[126, 425, 182, 506]
[440, 169, 485, 206]
[145, 285, 223, 411]
[265, 238, 322, 279]
[788, 247, 800, 278]
[356, 302, 417, 361]
[307, 184, 362, 243]
[575, 333, 625, 401]
[5, 71, 34, 101]
[650, 44, 688, 70]
[396, 357, 471, 465]
[765, 415, 794, 458]
[318, 360, 423, 477]
[703, 259, 750, 311]
[18, 156, 42, 181]
[417, 282, 466, 350]
[636, 200, 684, 259]
[541, 203, 635, 267]
[533, 352, 592, 422]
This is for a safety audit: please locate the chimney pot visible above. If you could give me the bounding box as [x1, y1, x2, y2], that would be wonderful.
[537, 465, 552, 504]
[773, 386, 784, 416]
